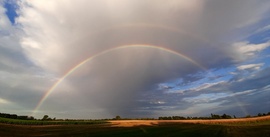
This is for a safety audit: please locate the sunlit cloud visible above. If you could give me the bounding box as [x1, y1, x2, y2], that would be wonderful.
[0, 98, 10, 104]
[233, 41, 270, 58]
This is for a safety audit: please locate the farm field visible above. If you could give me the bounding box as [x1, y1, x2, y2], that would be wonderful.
[1, 116, 270, 137]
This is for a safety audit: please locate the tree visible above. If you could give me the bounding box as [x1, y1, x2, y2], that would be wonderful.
[211, 113, 221, 119]
[28, 116, 35, 120]
[115, 115, 121, 120]
[42, 115, 49, 120]
[221, 114, 232, 119]
[18, 116, 28, 120]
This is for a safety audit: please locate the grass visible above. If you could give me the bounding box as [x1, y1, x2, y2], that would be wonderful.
[0, 123, 227, 137]
[0, 117, 107, 125]
[3, 122, 269, 137]
[0, 117, 270, 137]
[217, 120, 270, 126]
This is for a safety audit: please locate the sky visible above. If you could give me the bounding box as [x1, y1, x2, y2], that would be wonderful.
[0, 0, 270, 119]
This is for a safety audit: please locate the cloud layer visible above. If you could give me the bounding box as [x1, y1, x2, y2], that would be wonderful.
[0, 0, 270, 118]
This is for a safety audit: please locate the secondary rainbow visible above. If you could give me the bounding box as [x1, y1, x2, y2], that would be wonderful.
[31, 44, 206, 116]
[103, 23, 209, 43]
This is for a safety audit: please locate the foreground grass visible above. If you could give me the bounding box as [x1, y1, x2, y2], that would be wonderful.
[0, 121, 270, 137]
[0, 117, 270, 137]
[1, 122, 270, 137]
[0, 123, 224, 137]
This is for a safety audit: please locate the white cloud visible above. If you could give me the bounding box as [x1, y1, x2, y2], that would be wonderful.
[235, 41, 270, 55]
[0, 1, 20, 50]
[150, 101, 166, 105]
[255, 24, 270, 33]
[182, 93, 228, 103]
[232, 41, 270, 61]
[0, 3, 11, 28]
[191, 82, 225, 92]
[237, 63, 264, 71]
[182, 89, 255, 104]
[167, 81, 225, 94]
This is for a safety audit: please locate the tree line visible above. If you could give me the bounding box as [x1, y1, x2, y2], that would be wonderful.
[0, 112, 34, 120]
[158, 113, 233, 120]
[1, 111, 270, 121]
[158, 112, 270, 120]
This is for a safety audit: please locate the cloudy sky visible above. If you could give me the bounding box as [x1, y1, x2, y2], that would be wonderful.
[1, 0, 270, 119]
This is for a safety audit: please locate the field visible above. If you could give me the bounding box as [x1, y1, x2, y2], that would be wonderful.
[0, 117, 107, 125]
[0, 116, 270, 137]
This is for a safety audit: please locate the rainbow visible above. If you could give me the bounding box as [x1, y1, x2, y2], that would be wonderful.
[31, 44, 206, 116]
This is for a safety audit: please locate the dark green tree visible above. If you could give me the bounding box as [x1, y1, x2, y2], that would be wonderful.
[42, 115, 49, 120]
[211, 113, 221, 119]
[115, 115, 121, 120]
[221, 114, 232, 119]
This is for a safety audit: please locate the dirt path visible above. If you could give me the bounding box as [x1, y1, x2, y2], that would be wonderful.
[109, 115, 270, 127]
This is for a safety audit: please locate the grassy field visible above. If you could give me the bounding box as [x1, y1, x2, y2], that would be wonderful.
[0, 116, 270, 137]
[0, 117, 107, 125]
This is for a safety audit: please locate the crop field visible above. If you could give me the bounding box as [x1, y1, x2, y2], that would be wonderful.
[0, 117, 107, 125]
[0, 116, 270, 137]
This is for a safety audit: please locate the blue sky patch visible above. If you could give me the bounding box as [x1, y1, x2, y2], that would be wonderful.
[4, 0, 18, 24]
